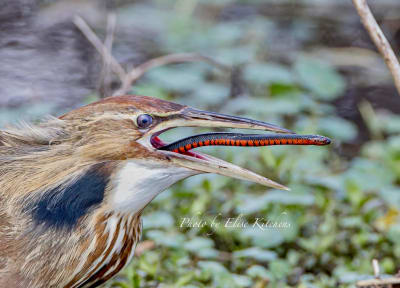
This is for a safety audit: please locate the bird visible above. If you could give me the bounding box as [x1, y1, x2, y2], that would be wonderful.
[0, 95, 330, 288]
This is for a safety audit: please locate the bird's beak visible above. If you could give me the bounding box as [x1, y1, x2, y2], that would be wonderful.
[162, 107, 294, 134]
[144, 107, 328, 190]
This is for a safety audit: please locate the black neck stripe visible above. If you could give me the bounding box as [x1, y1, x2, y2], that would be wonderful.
[27, 163, 109, 230]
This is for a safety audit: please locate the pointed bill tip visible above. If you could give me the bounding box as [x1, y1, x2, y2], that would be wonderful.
[261, 178, 290, 191]
[165, 151, 290, 190]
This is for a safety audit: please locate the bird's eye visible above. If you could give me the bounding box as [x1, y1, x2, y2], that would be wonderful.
[136, 114, 153, 129]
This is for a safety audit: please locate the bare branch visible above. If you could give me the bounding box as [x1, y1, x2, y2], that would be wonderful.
[352, 0, 400, 95]
[372, 259, 380, 279]
[74, 15, 230, 97]
[105, 13, 117, 51]
[73, 15, 127, 83]
[98, 13, 117, 98]
[114, 53, 231, 96]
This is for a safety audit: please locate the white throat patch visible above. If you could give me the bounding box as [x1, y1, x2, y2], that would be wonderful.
[112, 160, 198, 213]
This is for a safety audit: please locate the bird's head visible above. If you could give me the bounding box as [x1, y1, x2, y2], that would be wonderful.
[1, 95, 329, 229]
[56, 95, 329, 214]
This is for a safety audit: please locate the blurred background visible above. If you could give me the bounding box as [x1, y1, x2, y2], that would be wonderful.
[1, 0, 400, 287]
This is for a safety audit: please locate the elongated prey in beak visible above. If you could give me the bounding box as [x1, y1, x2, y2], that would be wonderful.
[159, 133, 331, 154]
[139, 105, 332, 191]
[64, 95, 331, 190]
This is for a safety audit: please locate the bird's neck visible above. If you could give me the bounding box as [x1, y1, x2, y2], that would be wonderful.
[109, 159, 197, 214]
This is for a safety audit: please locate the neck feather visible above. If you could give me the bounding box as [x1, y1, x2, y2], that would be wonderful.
[111, 160, 197, 214]
[24, 162, 112, 230]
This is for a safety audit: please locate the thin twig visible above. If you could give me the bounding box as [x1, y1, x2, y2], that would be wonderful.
[73, 15, 127, 83]
[74, 15, 230, 97]
[372, 259, 380, 279]
[114, 53, 231, 96]
[352, 0, 400, 95]
[104, 13, 116, 57]
[99, 13, 117, 97]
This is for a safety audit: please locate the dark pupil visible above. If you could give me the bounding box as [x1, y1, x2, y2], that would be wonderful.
[137, 114, 152, 128]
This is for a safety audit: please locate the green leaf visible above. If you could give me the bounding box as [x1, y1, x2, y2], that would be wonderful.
[346, 158, 395, 191]
[184, 83, 229, 107]
[213, 45, 257, 65]
[146, 230, 185, 248]
[232, 274, 252, 287]
[147, 65, 205, 91]
[380, 187, 400, 209]
[208, 22, 243, 45]
[110, 281, 131, 288]
[223, 97, 302, 115]
[374, 111, 400, 134]
[318, 116, 357, 141]
[388, 224, 400, 245]
[236, 190, 314, 214]
[233, 247, 277, 262]
[294, 56, 346, 100]
[196, 248, 220, 259]
[143, 211, 174, 229]
[132, 84, 169, 100]
[240, 227, 285, 248]
[246, 265, 270, 279]
[333, 267, 371, 284]
[198, 261, 228, 273]
[184, 237, 214, 252]
[245, 63, 294, 85]
[269, 83, 300, 96]
[269, 259, 291, 279]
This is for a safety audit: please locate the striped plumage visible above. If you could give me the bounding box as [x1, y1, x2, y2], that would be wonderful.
[66, 212, 141, 287]
[0, 95, 330, 287]
[0, 96, 174, 287]
[1, 196, 141, 288]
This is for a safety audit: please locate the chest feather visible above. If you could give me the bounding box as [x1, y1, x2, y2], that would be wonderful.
[66, 213, 142, 288]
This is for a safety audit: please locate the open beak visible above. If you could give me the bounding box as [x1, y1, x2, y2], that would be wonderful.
[146, 107, 330, 190]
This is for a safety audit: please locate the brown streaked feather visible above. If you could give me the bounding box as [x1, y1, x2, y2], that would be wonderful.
[0, 96, 166, 287]
[61, 95, 186, 120]
[74, 214, 142, 288]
